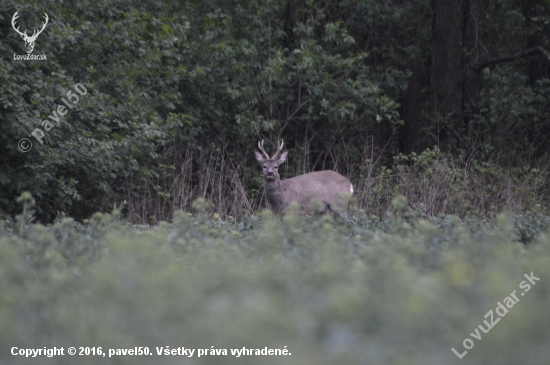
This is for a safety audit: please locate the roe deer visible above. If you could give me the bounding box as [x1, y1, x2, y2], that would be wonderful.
[255, 140, 353, 217]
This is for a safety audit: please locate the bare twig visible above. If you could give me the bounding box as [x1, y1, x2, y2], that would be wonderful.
[476, 46, 550, 69]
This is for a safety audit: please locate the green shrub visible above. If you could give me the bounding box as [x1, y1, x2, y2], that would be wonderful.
[354, 147, 549, 218]
[1, 195, 550, 364]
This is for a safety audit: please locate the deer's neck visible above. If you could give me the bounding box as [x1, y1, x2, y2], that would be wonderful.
[263, 179, 285, 212]
[263, 178, 281, 193]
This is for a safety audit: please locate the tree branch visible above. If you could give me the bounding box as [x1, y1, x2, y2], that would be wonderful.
[476, 46, 550, 69]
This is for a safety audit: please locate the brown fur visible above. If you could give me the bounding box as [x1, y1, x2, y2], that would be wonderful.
[255, 140, 353, 217]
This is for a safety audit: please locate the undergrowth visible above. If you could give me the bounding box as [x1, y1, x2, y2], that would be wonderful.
[354, 147, 549, 218]
[1, 194, 550, 365]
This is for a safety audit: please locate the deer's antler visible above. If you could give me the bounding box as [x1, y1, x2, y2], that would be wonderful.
[257, 140, 269, 159]
[11, 12, 48, 41]
[31, 13, 49, 39]
[271, 140, 284, 159]
[11, 11, 27, 38]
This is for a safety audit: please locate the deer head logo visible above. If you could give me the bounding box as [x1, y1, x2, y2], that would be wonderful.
[11, 11, 49, 54]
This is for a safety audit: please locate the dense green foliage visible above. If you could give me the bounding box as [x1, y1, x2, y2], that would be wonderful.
[2, 1, 550, 361]
[1, 195, 549, 364]
[1, 0, 549, 222]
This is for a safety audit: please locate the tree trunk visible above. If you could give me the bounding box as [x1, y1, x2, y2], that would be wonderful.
[463, 0, 489, 132]
[523, 0, 550, 83]
[431, 0, 467, 149]
[400, 63, 422, 153]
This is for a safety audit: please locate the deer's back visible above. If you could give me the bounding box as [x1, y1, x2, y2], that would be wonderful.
[277, 170, 353, 212]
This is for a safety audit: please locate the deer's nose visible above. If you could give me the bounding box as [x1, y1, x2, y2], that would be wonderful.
[266, 170, 273, 176]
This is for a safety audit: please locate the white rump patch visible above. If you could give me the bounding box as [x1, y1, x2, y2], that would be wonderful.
[349, 185, 354, 195]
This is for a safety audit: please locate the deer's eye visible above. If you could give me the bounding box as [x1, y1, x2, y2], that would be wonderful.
[274, 166, 278, 169]
[263, 165, 267, 169]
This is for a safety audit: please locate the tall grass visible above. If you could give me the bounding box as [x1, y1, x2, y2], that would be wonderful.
[126, 141, 549, 223]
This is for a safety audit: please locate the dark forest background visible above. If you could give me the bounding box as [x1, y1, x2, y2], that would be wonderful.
[1, 0, 549, 223]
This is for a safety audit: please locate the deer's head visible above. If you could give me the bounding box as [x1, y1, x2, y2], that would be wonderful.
[12, 11, 49, 54]
[255, 140, 287, 182]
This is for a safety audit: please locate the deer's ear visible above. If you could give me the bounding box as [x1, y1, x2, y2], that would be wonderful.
[255, 151, 264, 163]
[276, 151, 288, 165]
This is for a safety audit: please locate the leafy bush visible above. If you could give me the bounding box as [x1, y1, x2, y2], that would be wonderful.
[354, 147, 549, 218]
[1, 195, 549, 364]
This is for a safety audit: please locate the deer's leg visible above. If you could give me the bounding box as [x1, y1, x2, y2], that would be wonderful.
[329, 200, 348, 220]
